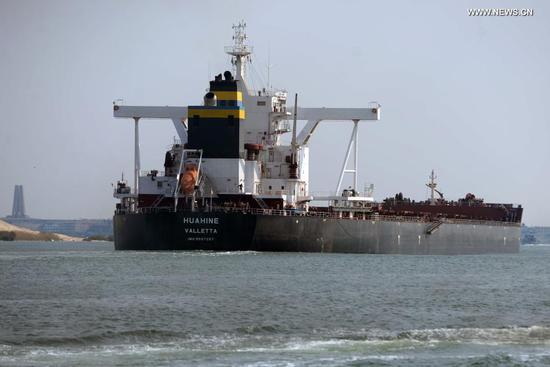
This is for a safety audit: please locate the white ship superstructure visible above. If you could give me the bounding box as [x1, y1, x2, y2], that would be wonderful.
[113, 21, 380, 213]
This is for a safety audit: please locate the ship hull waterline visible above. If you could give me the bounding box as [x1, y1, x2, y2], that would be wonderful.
[113, 212, 520, 254]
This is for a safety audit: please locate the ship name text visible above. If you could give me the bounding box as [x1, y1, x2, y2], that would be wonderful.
[182, 217, 219, 224]
[185, 228, 218, 234]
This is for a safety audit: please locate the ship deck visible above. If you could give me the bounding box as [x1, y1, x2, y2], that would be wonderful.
[116, 206, 520, 228]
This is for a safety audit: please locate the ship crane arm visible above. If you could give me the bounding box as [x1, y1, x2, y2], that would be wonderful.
[425, 184, 444, 199]
[113, 104, 189, 198]
[113, 105, 189, 142]
[287, 105, 380, 195]
[290, 106, 380, 145]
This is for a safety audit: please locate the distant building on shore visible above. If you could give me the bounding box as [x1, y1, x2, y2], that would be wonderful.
[7, 185, 27, 219]
[3, 217, 113, 238]
[3, 184, 112, 237]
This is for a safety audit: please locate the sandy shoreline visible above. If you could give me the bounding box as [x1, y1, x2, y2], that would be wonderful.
[0, 219, 83, 241]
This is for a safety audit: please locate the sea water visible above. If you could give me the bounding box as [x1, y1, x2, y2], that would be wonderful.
[1, 242, 549, 366]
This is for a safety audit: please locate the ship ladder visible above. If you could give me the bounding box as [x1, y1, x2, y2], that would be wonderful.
[151, 194, 165, 208]
[254, 197, 270, 210]
[425, 220, 443, 235]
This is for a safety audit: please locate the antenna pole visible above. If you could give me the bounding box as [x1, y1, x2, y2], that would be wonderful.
[353, 119, 358, 191]
[291, 93, 298, 164]
[133, 117, 140, 196]
[428, 169, 436, 205]
[267, 46, 271, 90]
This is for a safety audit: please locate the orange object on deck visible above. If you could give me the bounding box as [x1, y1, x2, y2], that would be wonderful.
[181, 164, 198, 194]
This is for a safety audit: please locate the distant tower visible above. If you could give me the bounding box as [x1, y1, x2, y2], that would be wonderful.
[10, 185, 27, 218]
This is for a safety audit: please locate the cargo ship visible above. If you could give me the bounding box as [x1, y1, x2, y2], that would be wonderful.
[112, 22, 522, 254]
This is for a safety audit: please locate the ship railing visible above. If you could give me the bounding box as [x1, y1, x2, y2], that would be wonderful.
[115, 208, 128, 214]
[139, 207, 173, 214]
[139, 170, 166, 177]
[309, 191, 337, 197]
[114, 206, 520, 227]
[439, 217, 520, 227]
[259, 190, 291, 196]
[115, 207, 172, 215]
[206, 207, 520, 227]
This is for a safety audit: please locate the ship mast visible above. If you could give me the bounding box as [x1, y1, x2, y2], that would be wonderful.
[427, 169, 437, 205]
[225, 21, 252, 86]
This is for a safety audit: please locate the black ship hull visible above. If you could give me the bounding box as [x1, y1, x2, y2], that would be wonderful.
[113, 211, 520, 254]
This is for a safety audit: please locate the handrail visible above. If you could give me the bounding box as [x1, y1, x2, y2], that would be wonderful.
[140, 170, 166, 176]
[114, 206, 520, 227]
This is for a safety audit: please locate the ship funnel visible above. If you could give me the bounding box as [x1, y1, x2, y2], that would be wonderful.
[203, 92, 217, 106]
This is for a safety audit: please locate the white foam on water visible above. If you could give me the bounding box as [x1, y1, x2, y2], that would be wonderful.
[241, 362, 297, 367]
[3, 326, 550, 367]
[503, 350, 550, 362]
[172, 251, 261, 257]
[327, 325, 550, 345]
[394, 325, 550, 344]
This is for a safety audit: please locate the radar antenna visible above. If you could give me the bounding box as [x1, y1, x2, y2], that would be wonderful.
[225, 21, 253, 83]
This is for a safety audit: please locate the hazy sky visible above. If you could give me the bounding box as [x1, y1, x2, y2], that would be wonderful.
[0, 0, 548, 225]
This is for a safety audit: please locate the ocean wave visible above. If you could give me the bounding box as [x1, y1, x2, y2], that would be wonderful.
[331, 326, 550, 344]
[235, 325, 282, 334]
[2, 329, 189, 347]
[4, 326, 550, 349]
[3, 328, 550, 367]
[231, 327, 550, 355]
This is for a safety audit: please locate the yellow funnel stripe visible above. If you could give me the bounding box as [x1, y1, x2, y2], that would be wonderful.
[188, 108, 246, 119]
[212, 91, 243, 101]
